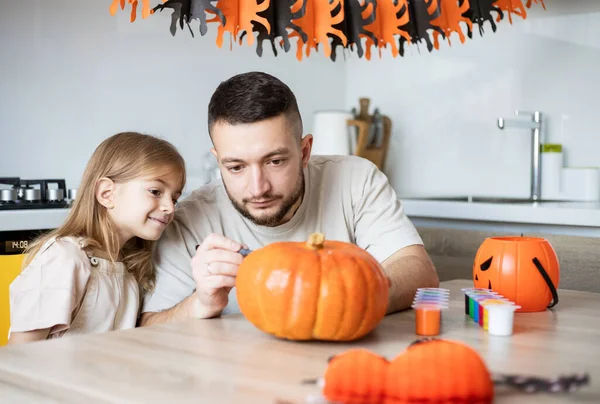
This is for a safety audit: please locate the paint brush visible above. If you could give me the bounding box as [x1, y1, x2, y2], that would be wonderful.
[194, 245, 253, 257]
[238, 248, 253, 257]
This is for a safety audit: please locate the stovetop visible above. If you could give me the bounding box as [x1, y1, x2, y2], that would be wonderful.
[0, 177, 71, 211]
[0, 200, 70, 210]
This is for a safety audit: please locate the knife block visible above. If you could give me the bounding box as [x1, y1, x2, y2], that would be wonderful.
[347, 98, 391, 171]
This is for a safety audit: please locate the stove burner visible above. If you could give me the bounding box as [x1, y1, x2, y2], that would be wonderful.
[0, 189, 17, 202]
[0, 177, 70, 210]
[23, 188, 41, 202]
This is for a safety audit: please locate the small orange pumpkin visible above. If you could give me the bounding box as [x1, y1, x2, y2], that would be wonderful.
[473, 236, 560, 312]
[323, 348, 389, 404]
[322, 339, 494, 404]
[235, 232, 389, 341]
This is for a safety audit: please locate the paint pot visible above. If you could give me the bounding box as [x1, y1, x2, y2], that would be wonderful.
[473, 294, 500, 325]
[466, 293, 491, 323]
[413, 299, 449, 307]
[413, 288, 450, 307]
[413, 304, 444, 336]
[412, 288, 450, 336]
[462, 288, 497, 316]
[416, 288, 450, 294]
[486, 303, 521, 336]
[481, 299, 511, 330]
[414, 291, 450, 304]
[464, 293, 470, 315]
[413, 294, 449, 302]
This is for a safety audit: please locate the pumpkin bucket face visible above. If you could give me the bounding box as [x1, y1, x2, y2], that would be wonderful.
[235, 233, 389, 341]
[473, 237, 560, 312]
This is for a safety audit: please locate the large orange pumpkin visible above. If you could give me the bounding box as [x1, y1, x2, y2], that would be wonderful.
[473, 236, 560, 312]
[235, 233, 389, 341]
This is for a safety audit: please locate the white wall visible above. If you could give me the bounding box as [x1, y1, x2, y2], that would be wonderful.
[0, 0, 345, 192]
[3, 0, 600, 201]
[345, 0, 600, 198]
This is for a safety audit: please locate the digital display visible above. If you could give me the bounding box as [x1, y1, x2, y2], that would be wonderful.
[4, 240, 29, 254]
[0, 230, 50, 255]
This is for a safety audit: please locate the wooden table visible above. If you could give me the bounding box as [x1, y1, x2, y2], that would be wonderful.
[0, 280, 598, 403]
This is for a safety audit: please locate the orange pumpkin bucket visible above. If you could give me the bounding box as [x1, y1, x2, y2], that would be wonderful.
[472, 236, 560, 312]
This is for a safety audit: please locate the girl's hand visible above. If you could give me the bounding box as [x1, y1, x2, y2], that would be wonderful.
[8, 328, 50, 344]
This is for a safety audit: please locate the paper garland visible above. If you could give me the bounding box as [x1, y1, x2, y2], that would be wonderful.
[239, 0, 309, 57]
[431, 0, 473, 50]
[110, 0, 547, 60]
[110, 0, 156, 22]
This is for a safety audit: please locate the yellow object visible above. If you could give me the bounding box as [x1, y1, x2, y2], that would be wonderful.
[542, 143, 563, 153]
[0, 254, 25, 345]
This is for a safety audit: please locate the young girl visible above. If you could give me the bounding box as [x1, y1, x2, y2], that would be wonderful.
[8, 132, 186, 344]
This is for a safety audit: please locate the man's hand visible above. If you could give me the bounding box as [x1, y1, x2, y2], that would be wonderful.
[139, 233, 247, 327]
[191, 233, 246, 318]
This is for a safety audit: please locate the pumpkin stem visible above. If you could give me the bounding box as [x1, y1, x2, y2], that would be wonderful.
[307, 232, 325, 249]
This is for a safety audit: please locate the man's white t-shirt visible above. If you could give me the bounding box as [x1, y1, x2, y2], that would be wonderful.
[142, 155, 423, 315]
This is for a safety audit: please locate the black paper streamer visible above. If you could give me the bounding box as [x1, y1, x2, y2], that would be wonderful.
[240, 0, 308, 57]
[152, 0, 225, 37]
[398, 0, 445, 56]
[328, 0, 378, 61]
[461, 0, 504, 38]
[493, 372, 590, 393]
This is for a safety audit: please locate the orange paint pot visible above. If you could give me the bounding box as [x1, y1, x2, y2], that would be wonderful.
[414, 304, 446, 336]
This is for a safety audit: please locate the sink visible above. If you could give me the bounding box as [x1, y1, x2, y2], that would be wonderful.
[402, 196, 573, 204]
[404, 196, 470, 202]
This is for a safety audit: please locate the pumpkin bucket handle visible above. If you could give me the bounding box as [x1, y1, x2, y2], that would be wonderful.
[532, 258, 559, 308]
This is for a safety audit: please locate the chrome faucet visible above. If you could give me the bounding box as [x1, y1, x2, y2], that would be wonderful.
[497, 110, 543, 201]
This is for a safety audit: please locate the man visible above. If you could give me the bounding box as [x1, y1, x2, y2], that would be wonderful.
[140, 71, 439, 326]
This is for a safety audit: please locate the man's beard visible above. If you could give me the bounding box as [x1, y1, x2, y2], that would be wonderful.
[224, 168, 305, 227]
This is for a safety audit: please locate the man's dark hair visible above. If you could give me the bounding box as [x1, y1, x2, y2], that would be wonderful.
[207, 71, 303, 141]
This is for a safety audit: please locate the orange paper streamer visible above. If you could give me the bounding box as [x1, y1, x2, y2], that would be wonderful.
[208, 0, 271, 49]
[362, 0, 411, 60]
[431, 0, 473, 49]
[426, 0, 439, 15]
[109, 0, 160, 22]
[289, 0, 348, 61]
[494, 0, 527, 24]
[526, 0, 546, 10]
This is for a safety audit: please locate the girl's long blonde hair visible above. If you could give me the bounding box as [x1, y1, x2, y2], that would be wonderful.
[22, 132, 186, 293]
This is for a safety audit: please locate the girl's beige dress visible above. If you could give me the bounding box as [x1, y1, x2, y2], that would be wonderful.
[9, 236, 140, 340]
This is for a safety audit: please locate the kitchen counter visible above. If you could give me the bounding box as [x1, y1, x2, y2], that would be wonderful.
[2, 198, 600, 234]
[0, 280, 597, 403]
[400, 198, 600, 237]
